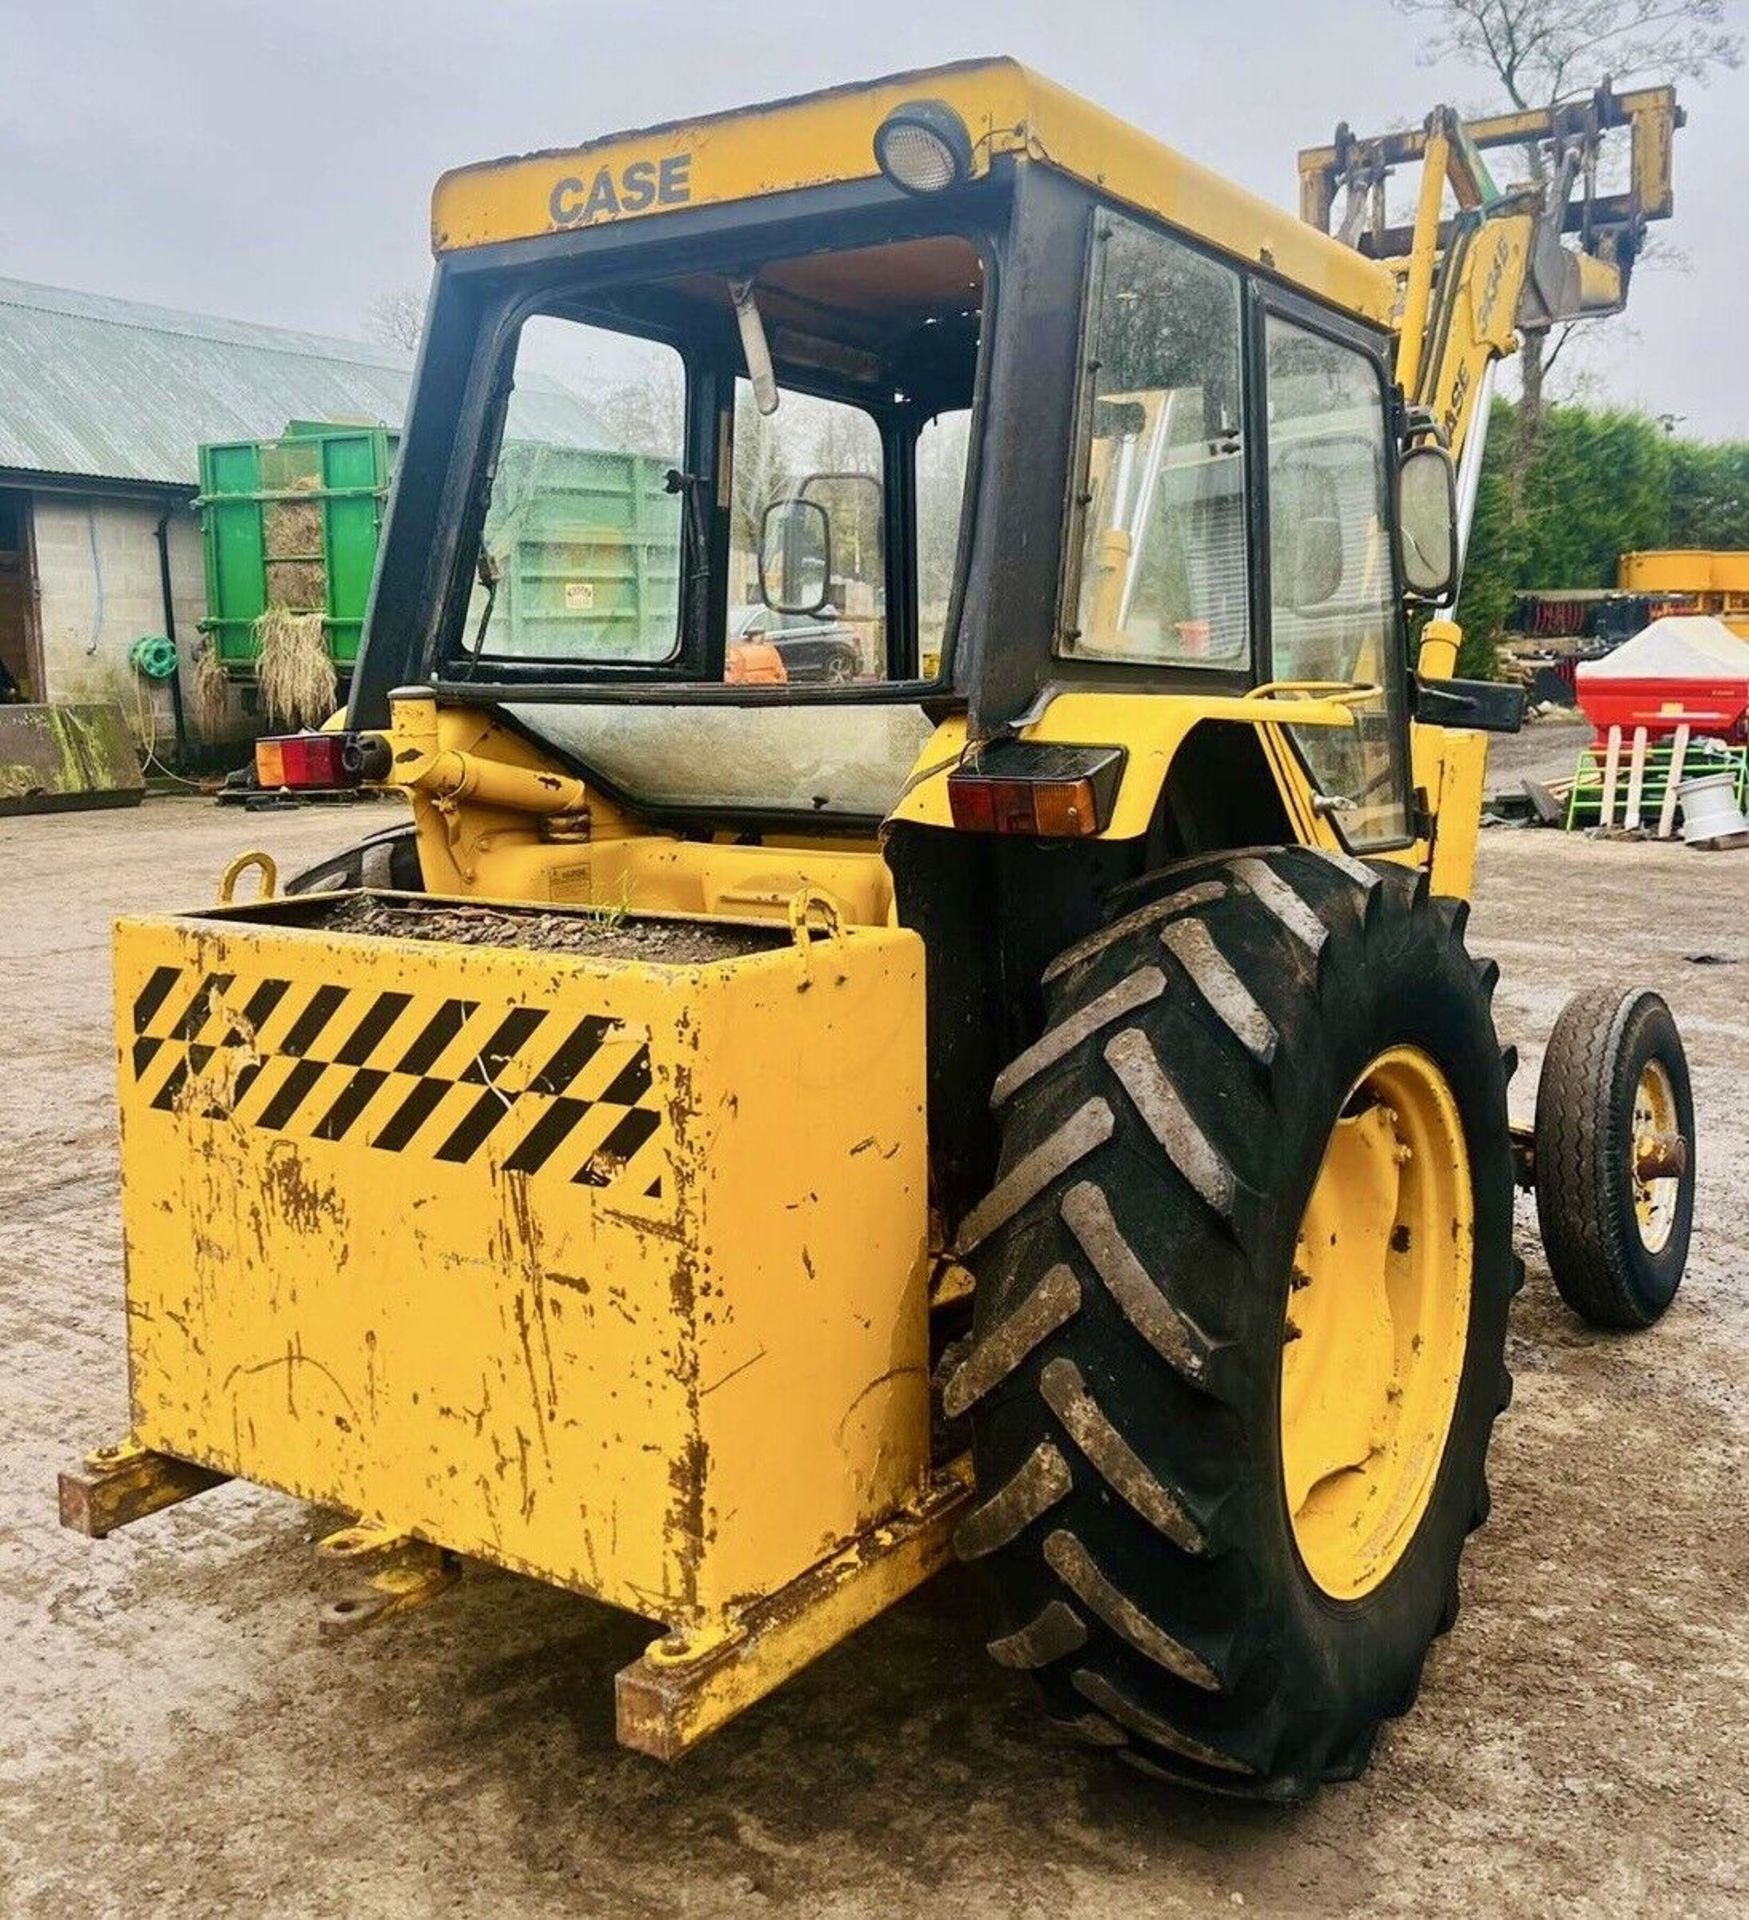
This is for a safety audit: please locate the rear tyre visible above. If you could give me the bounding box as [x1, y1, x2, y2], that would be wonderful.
[284, 824, 424, 896]
[949, 848, 1515, 1798]
[1533, 986, 1694, 1329]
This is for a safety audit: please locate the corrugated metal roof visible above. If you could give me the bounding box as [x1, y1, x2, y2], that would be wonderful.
[0, 276, 613, 487]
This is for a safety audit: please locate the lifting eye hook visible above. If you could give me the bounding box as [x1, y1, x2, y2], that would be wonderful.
[788, 886, 849, 988]
[217, 849, 278, 905]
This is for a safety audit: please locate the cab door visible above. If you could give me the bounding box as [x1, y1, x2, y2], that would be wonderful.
[1257, 293, 1413, 850]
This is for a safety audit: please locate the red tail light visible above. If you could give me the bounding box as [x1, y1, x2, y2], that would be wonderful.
[947, 744, 1125, 837]
[255, 731, 391, 791]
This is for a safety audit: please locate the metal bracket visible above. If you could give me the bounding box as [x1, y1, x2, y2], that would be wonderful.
[315, 1523, 462, 1640]
[1414, 673, 1527, 734]
[614, 1458, 974, 1760]
[58, 1441, 230, 1539]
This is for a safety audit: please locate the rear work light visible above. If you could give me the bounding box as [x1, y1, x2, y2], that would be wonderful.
[946, 743, 1126, 837]
[255, 730, 391, 792]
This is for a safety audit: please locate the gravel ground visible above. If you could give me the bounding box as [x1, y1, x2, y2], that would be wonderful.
[1483, 708, 1594, 803]
[3, 794, 1745, 1918]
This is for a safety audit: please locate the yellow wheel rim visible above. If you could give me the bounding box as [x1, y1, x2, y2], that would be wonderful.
[1630, 1059, 1680, 1254]
[1281, 1047, 1474, 1601]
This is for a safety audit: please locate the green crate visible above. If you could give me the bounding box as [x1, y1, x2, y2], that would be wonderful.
[196, 420, 398, 678]
[1565, 740, 1749, 829]
[197, 425, 677, 681]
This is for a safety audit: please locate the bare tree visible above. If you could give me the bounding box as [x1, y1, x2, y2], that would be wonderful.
[728, 386, 791, 584]
[591, 362, 686, 458]
[362, 288, 426, 354]
[1393, 0, 1739, 426]
[1396, 0, 1737, 107]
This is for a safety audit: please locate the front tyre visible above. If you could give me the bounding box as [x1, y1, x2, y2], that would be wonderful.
[948, 848, 1516, 1798]
[1533, 985, 1695, 1329]
[283, 823, 424, 896]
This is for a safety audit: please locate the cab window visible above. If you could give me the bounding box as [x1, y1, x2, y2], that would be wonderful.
[466, 319, 684, 665]
[917, 408, 972, 677]
[456, 230, 984, 691]
[728, 383, 885, 684]
[1061, 213, 1249, 668]
[1264, 313, 1408, 847]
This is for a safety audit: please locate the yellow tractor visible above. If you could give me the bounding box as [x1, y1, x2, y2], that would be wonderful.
[65, 62, 1697, 1798]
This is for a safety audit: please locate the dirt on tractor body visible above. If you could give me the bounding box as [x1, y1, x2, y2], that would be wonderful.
[322, 893, 780, 964]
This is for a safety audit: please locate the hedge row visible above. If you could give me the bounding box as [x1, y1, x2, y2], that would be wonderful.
[1455, 401, 1749, 677]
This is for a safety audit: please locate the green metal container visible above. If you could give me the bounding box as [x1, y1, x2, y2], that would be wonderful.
[197, 424, 677, 681]
[477, 444, 681, 662]
[196, 420, 398, 679]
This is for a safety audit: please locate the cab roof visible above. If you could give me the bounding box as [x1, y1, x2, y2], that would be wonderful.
[431, 57, 1397, 328]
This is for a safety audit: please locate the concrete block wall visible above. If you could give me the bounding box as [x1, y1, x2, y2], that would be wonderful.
[30, 491, 253, 756]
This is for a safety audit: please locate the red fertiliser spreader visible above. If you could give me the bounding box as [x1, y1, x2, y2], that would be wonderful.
[1576, 615, 1749, 742]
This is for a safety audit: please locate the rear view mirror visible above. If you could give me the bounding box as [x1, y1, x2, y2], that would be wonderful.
[759, 498, 832, 616]
[1397, 443, 1458, 602]
[1286, 516, 1344, 611]
[1270, 457, 1343, 612]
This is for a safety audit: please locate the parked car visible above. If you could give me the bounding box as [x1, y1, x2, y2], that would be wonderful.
[729, 604, 862, 683]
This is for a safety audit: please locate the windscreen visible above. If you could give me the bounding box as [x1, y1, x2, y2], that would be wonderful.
[454, 232, 984, 696]
[435, 222, 989, 821]
[505, 702, 939, 818]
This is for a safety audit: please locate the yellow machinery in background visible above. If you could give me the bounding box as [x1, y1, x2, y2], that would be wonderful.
[64, 61, 1698, 1797]
[1619, 549, 1749, 638]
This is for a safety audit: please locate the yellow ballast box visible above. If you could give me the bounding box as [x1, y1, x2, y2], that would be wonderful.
[113, 891, 929, 1634]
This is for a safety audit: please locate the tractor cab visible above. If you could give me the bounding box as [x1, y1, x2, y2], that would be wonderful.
[351, 61, 1459, 855]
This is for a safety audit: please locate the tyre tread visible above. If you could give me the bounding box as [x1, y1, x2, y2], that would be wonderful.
[961, 848, 1515, 1800]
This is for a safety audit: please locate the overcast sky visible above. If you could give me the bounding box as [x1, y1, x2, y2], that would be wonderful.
[3, 0, 1745, 433]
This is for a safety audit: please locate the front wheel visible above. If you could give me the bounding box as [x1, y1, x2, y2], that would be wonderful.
[283, 823, 424, 896]
[1534, 985, 1695, 1328]
[948, 848, 1517, 1798]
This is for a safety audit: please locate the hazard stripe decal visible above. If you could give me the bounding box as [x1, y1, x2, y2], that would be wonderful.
[170, 972, 234, 1042]
[397, 998, 476, 1075]
[597, 1046, 653, 1107]
[460, 1006, 548, 1084]
[434, 1087, 517, 1165]
[256, 1057, 328, 1132]
[226, 976, 292, 1046]
[282, 985, 349, 1059]
[576, 1106, 660, 1185]
[312, 1067, 388, 1143]
[131, 965, 183, 1035]
[334, 991, 413, 1066]
[126, 964, 667, 1196]
[150, 1056, 192, 1113]
[529, 1015, 613, 1094]
[503, 1095, 591, 1176]
[372, 1076, 451, 1153]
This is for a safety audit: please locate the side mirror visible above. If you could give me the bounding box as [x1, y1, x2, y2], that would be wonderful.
[1286, 516, 1344, 610]
[759, 498, 832, 616]
[1094, 397, 1148, 440]
[1397, 443, 1458, 602]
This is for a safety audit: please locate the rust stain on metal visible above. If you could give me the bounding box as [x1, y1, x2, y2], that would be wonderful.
[261, 1139, 343, 1238]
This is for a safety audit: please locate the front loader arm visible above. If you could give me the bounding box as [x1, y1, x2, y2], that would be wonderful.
[1300, 84, 1683, 554]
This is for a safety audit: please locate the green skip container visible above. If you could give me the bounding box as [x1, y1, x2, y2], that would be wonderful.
[196, 419, 399, 681]
[197, 423, 678, 686]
